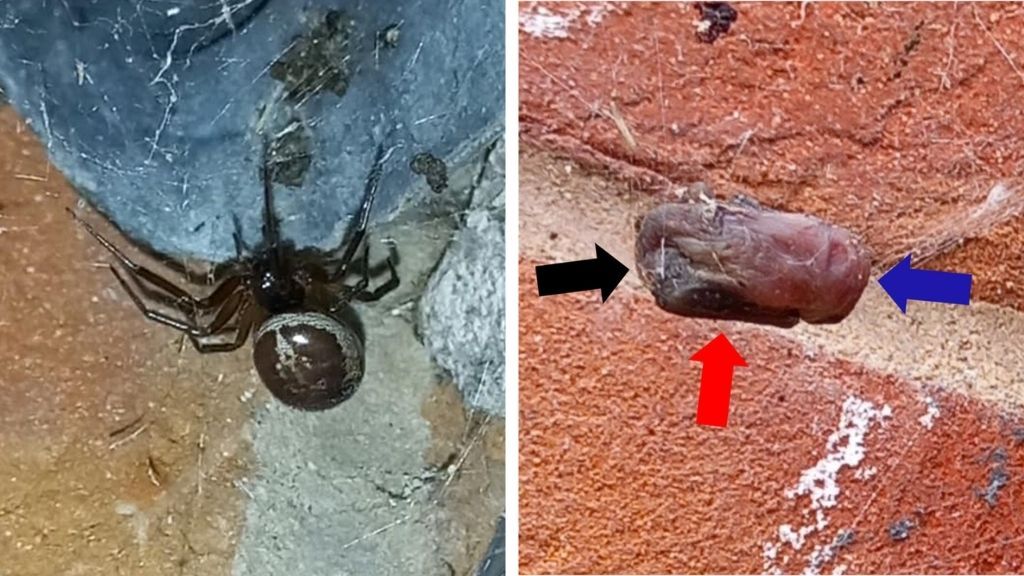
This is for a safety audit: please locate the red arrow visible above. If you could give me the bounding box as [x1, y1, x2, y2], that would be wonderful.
[690, 333, 747, 428]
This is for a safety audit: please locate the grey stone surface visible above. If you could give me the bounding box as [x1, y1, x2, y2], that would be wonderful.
[476, 515, 505, 576]
[419, 138, 505, 415]
[0, 0, 503, 262]
[233, 323, 442, 576]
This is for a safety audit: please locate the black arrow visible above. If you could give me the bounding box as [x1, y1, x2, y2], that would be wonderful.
[535, 244, 629, 302]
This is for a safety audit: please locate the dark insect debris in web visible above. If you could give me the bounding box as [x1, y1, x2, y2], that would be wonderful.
[270, 10, 355, 102]
[411, 152, 449, 194]
[694, 2, 738, 44]
[378, 23, 401, 50]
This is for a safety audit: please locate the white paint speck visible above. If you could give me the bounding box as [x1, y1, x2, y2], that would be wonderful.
[166, 7, 181, 17]
[519, 3, 621, 39]
[786, 397, 892, 509]
[74, 60, 91, 86]
[762, 395, 892, 575]
[918, 395, 940, 430]
[519, 6, 571, 38]
[853, 466, 877, 481]
[585, 4, 616, 27]
[779, 523, 813, 551]
[114, 500, 150, 545]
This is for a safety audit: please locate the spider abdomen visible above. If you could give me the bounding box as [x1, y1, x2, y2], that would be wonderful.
[253, 312, 364, 411]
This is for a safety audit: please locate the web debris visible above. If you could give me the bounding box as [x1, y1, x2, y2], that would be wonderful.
[881, 182, 1024, 270]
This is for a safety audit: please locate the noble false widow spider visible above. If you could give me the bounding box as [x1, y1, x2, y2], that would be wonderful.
[71, 138, 400, 410]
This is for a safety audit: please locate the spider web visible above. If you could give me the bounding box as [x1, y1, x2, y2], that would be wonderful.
[0, 0, 502, 262]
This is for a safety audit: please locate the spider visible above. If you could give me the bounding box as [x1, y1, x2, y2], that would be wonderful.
[70, 139, 400, 411]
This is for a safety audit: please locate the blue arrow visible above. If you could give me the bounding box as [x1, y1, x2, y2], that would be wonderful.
[878, 254, 973, 313]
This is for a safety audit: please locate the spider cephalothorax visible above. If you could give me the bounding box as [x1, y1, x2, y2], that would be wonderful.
[72, 139, 399, 410]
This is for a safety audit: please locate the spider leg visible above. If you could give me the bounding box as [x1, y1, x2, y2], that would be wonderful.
[69, 208, 241, 312]
[325, 247, 368, 315]
[327, 143, 386, 283]
[189, 300, 256, 353]
[231, 213, 248, 258]
[261, 136, 285, 270]
[353, 257, 399, 302]
[329, 242, 373, 309]
[327, 285, 356, 316]
[197, 289, 248, 335]
[352, 241, 373, 291]
[332, 243, 400, 305]
[191, 321, 253, 353]
[109, 265, 244, 339]
[128, 269, 243, 321]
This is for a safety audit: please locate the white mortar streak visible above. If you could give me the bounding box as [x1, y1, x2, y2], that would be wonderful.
[763, 396, 892, 575]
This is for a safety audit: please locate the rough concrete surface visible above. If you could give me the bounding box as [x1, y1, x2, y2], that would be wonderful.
[0, 100, 504, 575]
[420, 138, 506, 415]
[0, 106, 253, 576]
